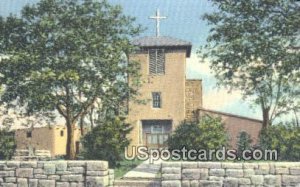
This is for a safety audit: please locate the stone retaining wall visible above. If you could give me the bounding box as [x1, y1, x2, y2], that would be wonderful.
[161, 162, 300, 187]
[0, 160, 114, 187]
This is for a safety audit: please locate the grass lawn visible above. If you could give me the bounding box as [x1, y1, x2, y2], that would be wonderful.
[114, 158, 143, 179]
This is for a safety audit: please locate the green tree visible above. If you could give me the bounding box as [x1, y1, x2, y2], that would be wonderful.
[80, 116, 132, 167]
[0, 0, 141, 159]
[259, 123, 300, 161]
[236, 131, 252, 158]
[200, 0, 300, 128]
[0, 127, 16, 160]
[168, 115, 228, 153]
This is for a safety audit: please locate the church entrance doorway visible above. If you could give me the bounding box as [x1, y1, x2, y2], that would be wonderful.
[142, 120, 172, 148]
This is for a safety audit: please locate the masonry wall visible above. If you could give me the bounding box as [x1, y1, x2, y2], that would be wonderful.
[161, 162, 300, 187]
[185, 80, 202, 122]
[198, 109, 262, 148]
[0, 160, 114, 187]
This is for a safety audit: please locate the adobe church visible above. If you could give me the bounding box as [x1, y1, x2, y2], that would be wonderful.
[127, 9, 262, 149]
[12, 9, 263, 158]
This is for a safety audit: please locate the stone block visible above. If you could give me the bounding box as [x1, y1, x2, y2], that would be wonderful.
[86, 176, 109, 187]
[48, 175, 60, 180]
[282, 175, 300, 186]
[61, 175, 84, 182]
[226, 169, 243, 178]
[275, 167, 289, 174]
[209, 169, 225, 177]
[28, 179, 38, 187]
[68, 161, 86, 167]
[251, 175, 264, 185]
[17, 178, 28, 187]
[198, 162, 221, 169]
[161, 180, 181, 187]
[181, 180, 190, 187]
[238, 178, 251, 185]
[255, 163, 269, 175]
[199, 180, 222, 187]
[86, 171, 108, 176]
[38, 180, 55, 187]
[33, 168, 44, 174]
[182, 169, 201, 180]
[222, 163, 243, 169]
[243, 169, 255, 177]
[190, 180, 199, 187]
[209, 176, 223, 181]
[34, 174, 47, 179]
[55, 162, 68, 171]
[16, 168, 33, 178]
[6, 161, 20, 168]
[2, 183, 17, 187]
[20, 162, 37, 168]
[243, 163, 258, 169]
[70, 182, 84, 187]
[182, 162, 198, 169]
[223, 177, 238, 187]
[290, 167, 300, 175]
[162, 167, 181, 174]
[43, 164, 56, 175]
[5, 177, 16, 183]
[0, 171, 14, 178]
[264, 175, 277, 186]
[68, 167, 84, 174]
[56, 182, 70, 187]
[86, 161, 108, 171]
[162, 173, 181, 180]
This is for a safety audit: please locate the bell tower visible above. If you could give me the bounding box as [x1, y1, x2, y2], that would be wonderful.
[127, 9, 201, 148]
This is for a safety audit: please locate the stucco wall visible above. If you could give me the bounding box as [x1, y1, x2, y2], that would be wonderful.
[161, 162, 300, 187]
[128, 49, 187, 146]
[0, 161, 114, 187]
[197, 109, 262, 148]
[15, 126, 82, 157]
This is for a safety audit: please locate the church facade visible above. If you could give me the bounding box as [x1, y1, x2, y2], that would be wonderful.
[127, 36, 202, 148]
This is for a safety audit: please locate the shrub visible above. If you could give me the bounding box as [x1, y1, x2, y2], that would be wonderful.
[236, 131, 252, 158]
[168, 115, 228, 153]
[80, 116, 132, 167]
[259, 124, 300, 161]
[0, 128, 16, 160]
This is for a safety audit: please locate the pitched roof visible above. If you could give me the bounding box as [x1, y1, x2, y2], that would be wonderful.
[132, 36, 192, 57]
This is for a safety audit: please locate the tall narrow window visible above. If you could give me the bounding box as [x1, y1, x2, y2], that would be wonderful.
[152, 92, 161, 108]
[149, 49, 165, 74]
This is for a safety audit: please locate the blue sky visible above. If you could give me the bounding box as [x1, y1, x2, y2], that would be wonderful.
[0, 0, 262, 120]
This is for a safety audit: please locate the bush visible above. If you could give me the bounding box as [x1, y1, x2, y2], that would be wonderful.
[80, 116, 132, 167]
[259, 124, 300, 161]
[236, 131, 252, 158]
[0, 128, 16, 160]
[168, 115, 228, 152]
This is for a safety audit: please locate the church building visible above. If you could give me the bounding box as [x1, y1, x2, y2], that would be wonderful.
[127, 9, 262, 149]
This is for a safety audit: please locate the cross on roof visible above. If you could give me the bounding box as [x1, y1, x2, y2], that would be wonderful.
[149, 9, 167, 37]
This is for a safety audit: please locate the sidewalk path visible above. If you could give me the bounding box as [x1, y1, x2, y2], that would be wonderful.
[122, 159, 162, 179]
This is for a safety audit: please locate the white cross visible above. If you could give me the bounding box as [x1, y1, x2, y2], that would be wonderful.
[149, 9, 167, 37]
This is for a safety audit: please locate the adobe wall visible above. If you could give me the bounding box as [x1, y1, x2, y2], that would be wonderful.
[198, 109, 262, 148]
[128, 50, 187, 146]
[161, 162, 300, 187]
[15, 126, 82, 157]
[0, 160, 114, 187]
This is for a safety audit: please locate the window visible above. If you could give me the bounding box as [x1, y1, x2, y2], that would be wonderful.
[26, 132, 32, 138]
[60, 130, 64, 137]
[152, 92, 161, 108]
[149, 49, 165, 74]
